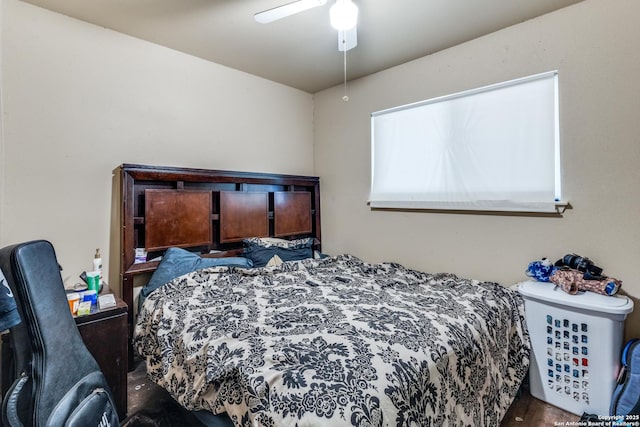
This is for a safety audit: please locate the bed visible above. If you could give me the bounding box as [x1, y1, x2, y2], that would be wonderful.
[119, 164, 530, 426]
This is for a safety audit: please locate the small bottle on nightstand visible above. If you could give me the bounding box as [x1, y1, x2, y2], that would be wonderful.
[93, 248, 102, 285]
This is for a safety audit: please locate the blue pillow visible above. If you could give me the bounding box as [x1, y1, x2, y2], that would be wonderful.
[242, 237, 315, 267]
[0, 268, 21, 330]
[242, 245, 313, 267]
[139, 247, 253, 309]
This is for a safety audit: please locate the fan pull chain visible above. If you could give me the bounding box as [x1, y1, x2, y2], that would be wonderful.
[342, 33, 349, 102]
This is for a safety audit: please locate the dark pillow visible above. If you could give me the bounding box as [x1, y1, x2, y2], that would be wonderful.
[0, 268, 20, 330]
[242, 237, 314, 267]
[139, 247, 253, 309]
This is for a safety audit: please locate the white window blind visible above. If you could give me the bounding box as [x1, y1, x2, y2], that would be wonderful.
[370, 71, 561, 213]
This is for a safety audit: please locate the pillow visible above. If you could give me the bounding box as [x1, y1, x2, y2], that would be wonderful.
[242, 237, 314, 267]
[243, 237, 314, 249]
[139, 247, 253, 309]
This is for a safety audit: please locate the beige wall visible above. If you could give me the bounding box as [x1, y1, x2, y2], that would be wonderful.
[2, 0, 639, 336]
[0, 0, 314, 292]
[314, 0, 640, 335]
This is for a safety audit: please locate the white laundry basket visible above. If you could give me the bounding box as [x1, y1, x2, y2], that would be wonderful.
[516, 280, 634, 416]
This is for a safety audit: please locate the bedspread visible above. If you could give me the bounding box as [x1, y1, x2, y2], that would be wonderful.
[134, 254, 530, 426]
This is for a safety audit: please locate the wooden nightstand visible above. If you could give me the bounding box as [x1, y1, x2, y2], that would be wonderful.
[74, 295, 128, 420]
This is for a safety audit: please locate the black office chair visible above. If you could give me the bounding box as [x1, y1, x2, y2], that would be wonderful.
[0, 240, 119, 426]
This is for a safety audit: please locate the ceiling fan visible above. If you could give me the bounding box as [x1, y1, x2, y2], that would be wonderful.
[254, 0, 359, 52]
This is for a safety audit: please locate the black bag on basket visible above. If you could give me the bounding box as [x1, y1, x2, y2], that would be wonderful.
[610, 338, 640, 417]
[0, 240, 119, 427]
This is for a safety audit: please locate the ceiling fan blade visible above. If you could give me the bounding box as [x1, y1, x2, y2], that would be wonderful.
[338, 26, 357, 51]
[255, 0, 327, 24]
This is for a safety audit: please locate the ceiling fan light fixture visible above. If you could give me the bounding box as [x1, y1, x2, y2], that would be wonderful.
[330, 0, 358, 31]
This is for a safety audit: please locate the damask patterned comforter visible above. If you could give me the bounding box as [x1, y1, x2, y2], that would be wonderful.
[134, 254, 530, 426]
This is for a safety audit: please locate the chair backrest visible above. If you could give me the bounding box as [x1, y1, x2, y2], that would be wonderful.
[0, 240, 119, 427]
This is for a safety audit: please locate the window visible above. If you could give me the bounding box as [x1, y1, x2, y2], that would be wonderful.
[370, 71, 562, 213]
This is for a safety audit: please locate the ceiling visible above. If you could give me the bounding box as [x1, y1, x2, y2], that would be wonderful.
[20, 0, 584, 93]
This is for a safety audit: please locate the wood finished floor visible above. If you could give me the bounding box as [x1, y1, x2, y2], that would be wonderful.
[127, 360, 580, 426]
[501, 389, 580, 426]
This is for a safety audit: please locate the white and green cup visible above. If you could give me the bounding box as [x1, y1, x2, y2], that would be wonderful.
[86, 270, 100, 292]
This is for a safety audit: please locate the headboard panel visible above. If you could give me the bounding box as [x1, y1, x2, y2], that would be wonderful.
[145, 190, 213, 251]
[219, 191, 269, 243]
[274, 192, 313, 237]
[120, 164, 321, 356]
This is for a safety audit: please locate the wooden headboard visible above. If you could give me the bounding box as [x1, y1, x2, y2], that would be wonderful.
[119, 164, 321, 348]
